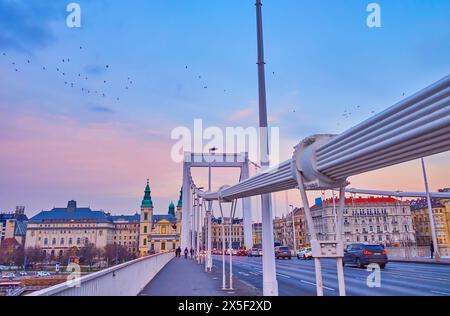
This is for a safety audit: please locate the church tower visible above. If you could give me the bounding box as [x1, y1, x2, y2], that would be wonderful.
[139, 179, 154, 256]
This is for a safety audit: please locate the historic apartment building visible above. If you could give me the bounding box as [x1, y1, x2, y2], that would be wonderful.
[252, 222, 262, 248]
[139, 181, 182, 256]
[111, 214, 140, 256]
[273, 207, 309, 250]
[211, 217, 244, 250]
[25, 200, 141, 259]
[411, 197, 450, 256]
[310, 196, 416, 246]
[0, 206, 28, 246]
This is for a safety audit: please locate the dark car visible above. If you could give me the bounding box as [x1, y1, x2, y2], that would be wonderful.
[343, 244, 388, 269]
[275, 246, 292, 260]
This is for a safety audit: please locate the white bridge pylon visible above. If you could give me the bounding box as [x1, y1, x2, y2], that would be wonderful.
[180, 152, 253, 272]
[180, 75, 450, 297]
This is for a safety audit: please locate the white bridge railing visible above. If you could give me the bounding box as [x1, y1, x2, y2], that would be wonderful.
[28, 252, 174, 296]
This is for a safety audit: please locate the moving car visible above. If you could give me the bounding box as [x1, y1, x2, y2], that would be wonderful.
[37, 271, 52, 277]
[297, 247, 313, 260]
[248, 248, 260, 257]
[237, 249, 248, 256]
[275, 246, 292, 260]
[1, 273, 16, 280]
[343, 244, 388, 269]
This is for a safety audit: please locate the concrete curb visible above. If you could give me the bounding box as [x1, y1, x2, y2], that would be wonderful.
[389, 259, 450, 266]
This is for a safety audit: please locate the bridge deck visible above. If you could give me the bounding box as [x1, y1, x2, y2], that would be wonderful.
[139, 256, 260, 296]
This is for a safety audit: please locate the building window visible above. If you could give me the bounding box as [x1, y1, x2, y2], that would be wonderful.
[52, 238, 56, 245]
[77, 238, 81, 245]
[143, 239, 147, 246]
[144, 213, 148, 221]
[44, 238, 48, 245]
[60, 238, 65, 245]
[69, 238, 72, 245]
[144, 226, 148, 234]
[161, 242, 166, 251]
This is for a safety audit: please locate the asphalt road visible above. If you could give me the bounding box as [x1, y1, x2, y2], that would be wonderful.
[212, 255, 450, 296]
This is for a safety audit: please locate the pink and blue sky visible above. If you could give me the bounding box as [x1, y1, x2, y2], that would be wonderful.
[0, 0, 449, 218]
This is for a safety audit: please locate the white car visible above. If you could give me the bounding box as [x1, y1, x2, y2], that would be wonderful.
[297, 247, 313, 260]
[37, 271, 51, 277]
[1, 273, 16, 279]
[18, 271, 28, 276]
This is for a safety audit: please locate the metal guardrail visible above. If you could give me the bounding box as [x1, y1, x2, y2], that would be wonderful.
[28, 252, 174, 296]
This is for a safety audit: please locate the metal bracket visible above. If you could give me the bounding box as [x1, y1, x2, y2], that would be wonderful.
[293, 134, 349, 190]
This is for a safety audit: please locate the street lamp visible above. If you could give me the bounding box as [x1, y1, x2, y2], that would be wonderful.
[421, 158, 440, 262]
[289, 205, 297, 253]
[206, 148, 218, 272]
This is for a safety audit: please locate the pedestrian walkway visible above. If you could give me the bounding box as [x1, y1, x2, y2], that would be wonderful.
[139, 256, 259, 296]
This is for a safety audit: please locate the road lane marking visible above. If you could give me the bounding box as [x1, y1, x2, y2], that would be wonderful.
[239, 279, 258, 290]
[238, 272, 250, 277]
[249, 272, 260, 276]
[431, 290, 450, 296]
[276, 273, 292, 279]
[301, 280, 335, 291]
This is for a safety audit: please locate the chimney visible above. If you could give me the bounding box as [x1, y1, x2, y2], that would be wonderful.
[67, 200, 77, 213]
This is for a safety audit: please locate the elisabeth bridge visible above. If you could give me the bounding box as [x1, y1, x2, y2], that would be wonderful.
[29, 0, 450, 297]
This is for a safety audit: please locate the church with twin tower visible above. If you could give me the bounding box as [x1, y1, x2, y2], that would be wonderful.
[138, 180, 182, 256]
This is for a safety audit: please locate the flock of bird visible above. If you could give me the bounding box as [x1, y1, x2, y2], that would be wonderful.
[1, 46, 133, 103]
[3, 49, 404, 126]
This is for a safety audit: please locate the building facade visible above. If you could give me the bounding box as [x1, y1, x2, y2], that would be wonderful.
[138, 181, 182, 256]
[310, 196, 416, 247]
[0, 206, 28, 246]
[111, 214, 140, 256]
[252, 222, 262, 248]
[211, 217, 244, 250]
[25, 201, 140, 260]
[273, 208, 308, 250]
[411, 197, 450, 256]
[25, 201, 115, 259]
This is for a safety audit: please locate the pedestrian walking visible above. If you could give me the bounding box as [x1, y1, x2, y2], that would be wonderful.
[177, 247, 182, 258]
[430, 240, 435, 259]
[190, 248, 195, 259]
[184, 247, 189, 259]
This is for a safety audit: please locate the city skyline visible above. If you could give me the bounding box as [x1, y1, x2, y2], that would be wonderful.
[1, 0, 449, 215]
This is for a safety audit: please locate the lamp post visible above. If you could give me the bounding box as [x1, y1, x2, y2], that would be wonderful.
[421, 158, 440, 262]
[289, 205, 297, 253]
[255, 0, 278, 296]
[207, 147, 217, 271]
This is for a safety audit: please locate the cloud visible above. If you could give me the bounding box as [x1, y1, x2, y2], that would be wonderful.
[90, 105, 115, 113]
[0, 112, 181, 214]
[84, 65, 107, 76]
[0, 0, 61, 54]
[230, 107, 254, 122]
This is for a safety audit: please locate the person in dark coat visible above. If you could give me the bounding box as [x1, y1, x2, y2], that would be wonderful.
[177, 247, 182, 258]
[430, 240, 435, 259]
[190, 248, 195, 259]
[184, 247, 189, 259]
